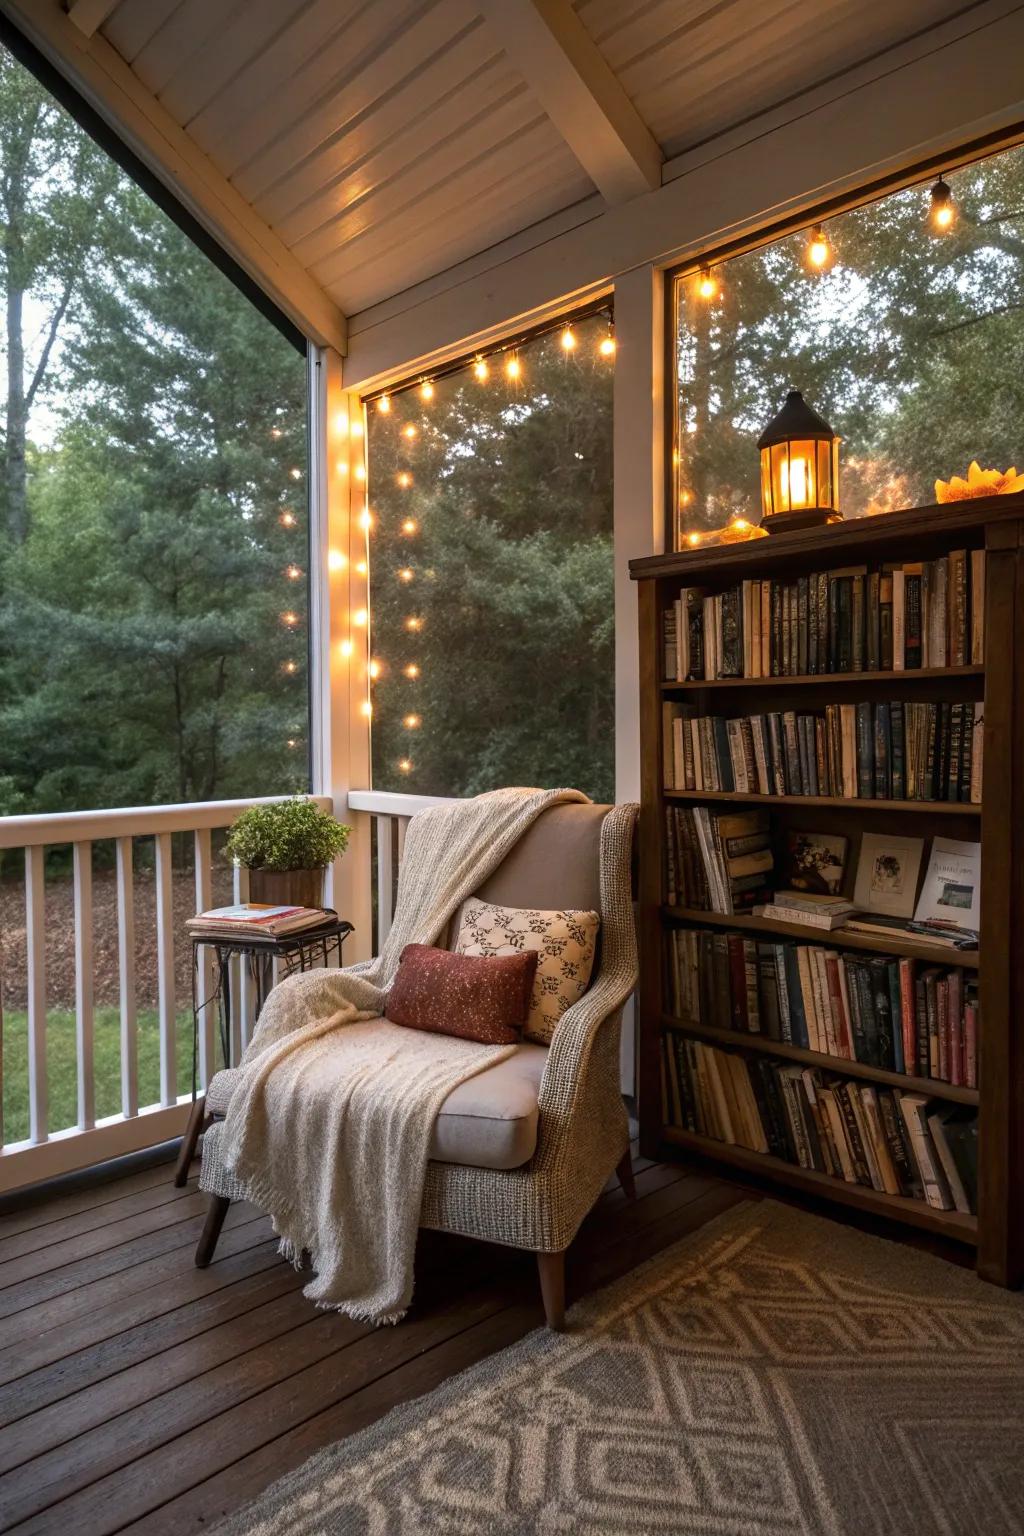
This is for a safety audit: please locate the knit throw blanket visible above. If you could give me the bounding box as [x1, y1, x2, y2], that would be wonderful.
[204, 786, 589, 1324]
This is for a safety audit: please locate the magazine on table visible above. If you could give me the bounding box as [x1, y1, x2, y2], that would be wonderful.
[186, 903, 333, 939]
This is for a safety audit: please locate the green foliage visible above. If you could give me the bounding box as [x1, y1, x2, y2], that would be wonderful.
[225, 797, 350, 871]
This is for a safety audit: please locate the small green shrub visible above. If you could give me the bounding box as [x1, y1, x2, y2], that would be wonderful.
[225, 797, 350, 871]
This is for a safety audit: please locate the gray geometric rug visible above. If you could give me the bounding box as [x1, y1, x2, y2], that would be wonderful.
[215, 1200, 1024, 1535]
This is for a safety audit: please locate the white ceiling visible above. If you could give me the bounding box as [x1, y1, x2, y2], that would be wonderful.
[23, 0, 994, 322]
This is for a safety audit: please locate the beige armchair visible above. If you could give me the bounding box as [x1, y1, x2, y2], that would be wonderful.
[193, 800, 638, 1329]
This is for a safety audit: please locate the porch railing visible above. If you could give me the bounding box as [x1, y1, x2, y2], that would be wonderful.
[0, 795, 330, 1193]
[347, 790, 455, 949]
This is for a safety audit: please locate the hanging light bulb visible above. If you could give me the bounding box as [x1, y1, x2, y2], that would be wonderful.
[697, 266, 719, 301]
[929, 177, 956, 231]
[354, 463, 366, 481]
[360, 699, 373, 719]
[377, 394, 391, 414]
[599, 332, 616, 358]
[420, 380, 435, 402]
[289, 467, 302, 481]
[402, 423, 418, 440]
[359, 508, 373, 531]
[401, 517, 418, 535]
[355, 559, 367, 576]
[807, 225, 832, 270]
[685, 531, 703, 548]
[282, 660, 298, 675]
[286, 738, 298, 749]
[473, 357, 489, 382]
[505, 353, 521, 381]
[327, 548, 346, 572]
[560, 326, 576, 352]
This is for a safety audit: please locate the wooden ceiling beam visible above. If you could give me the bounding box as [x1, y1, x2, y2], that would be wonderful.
[66, 0, 119, 39]
[477, 0, 663, 206]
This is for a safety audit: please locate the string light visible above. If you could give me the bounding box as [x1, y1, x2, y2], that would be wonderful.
[286, 564, 302, 580]
[807, 224, 832, 269]
[599, 332, 616, 358]
[289, 467, 302, 481]
[351, 418, 364, 439]
[929, 177, 955, 231]
[377, 394, 391, 414]
[360, 700, 373, 719]
[398, 758, 413, 774]
[396, 470, 412, 488]
[281, 611, 299, 627]
[282, 660, 298, 674]
[353, 607, 368, 626]
[339, 638, 354, 658]
[473, 358, 489, 382]
[398, 567, 415, 583]
[354, 464, 366, 482]
[404, 663, 420, 679]
[685, 531, 703, 548]
[368, 659, 382, 679]
[287, 738, 298, 749]
[420, 380, 435, 402]
[697, 266, 719, 301]
[355, 559, 367, 576]
[401, 517, 418, 535]
[404, 615, 422, 632]
[403, 713, 421, 729]
[279, 511, 296, 528]
[327, 548, 347, 571]
[270, 426, 283, 439]
[359, 508, 373, 531]
[560, 326, 576, 352]
[505, 353, 521, 381]
[402, 424, 418, 440]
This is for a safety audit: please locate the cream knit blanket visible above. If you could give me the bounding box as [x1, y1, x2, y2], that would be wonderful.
[203, 786, 589, 1324]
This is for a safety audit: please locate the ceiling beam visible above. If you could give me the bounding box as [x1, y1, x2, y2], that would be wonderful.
[1, 0, 348, 353]
[477, 0, 663, 206]
[66, 0, 118, 39]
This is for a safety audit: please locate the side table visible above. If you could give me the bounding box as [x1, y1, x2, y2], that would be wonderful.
[173, 916, 354, 1185]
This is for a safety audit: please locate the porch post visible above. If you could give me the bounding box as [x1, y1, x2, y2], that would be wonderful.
[613, 262, 666, 1092]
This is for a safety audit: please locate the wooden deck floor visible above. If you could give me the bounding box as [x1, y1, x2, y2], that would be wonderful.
[0, 1147, 749, 1535]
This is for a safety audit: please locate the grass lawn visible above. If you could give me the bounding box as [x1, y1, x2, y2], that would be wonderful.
[2, 1008, 212, 1144]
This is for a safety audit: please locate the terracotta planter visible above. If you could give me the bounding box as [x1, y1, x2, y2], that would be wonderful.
[246, 866, 325, 910]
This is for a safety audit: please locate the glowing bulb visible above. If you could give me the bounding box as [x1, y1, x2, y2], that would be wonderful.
[279, 511, 296, 528]
[270, 426, 283, 440]
[282, 660, 298, 674]
[807, 225, 831, 269]
[396, 471, 412, 488]
[286, 564, 302, 580]
[679, 490, 693, 506]
[404, 663, 420, 679]
[337, 461, 348, 475]
[353, 607, 368, 626]
[731, 518, 750, 533]
[697, 266, 719, 300]
[560, 326, 576, 352]
[403, 713, 421, 729]
[402, 423, 418, 440]
[377, 394, 391, 414]
[355, 559, 367, 576]
[473, 358, 489, 382]
[354, 464, 366, 482]
[336, 411, 350, 437]
[420, 380, 434, 402]
[930, 178, 955, 230]
[351, 418, 363, 439]
[340, 638, 354, 658]
[505, 354, 521, 381]
[404, 615, 422, 632]
[359, 509, 373, 531]
[685, 531, 702, 548]
[398, 567, 414, 583]
[599, 334, 616, 357]
[289, 467, 302, 481]
[328, 548, 347, 572]
[360, 699, 372, 719]
[281, 611, 298, 627]
[401, 517, 418, 535]
[368, 659, 381, 680]
[398, 758, 412, 774]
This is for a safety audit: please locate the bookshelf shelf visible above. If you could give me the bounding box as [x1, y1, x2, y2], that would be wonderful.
[661, 1126, 979, 1244]
[660, 1013, 979, 1106]
[663, 904, 980, 969]
[660, 665, 984, 692]
[633, 492, 1024, 1286]
[663, 789, 980, 815]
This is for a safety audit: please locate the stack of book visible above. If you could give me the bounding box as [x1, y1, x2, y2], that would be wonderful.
[665, 807, 774, 913]
[663, 550, 985, 680]
[667, 926, 979, 1087]
[663, 699, 983, 802]
[187, 903, 332, 939]
[661, 1033, 978, 1214]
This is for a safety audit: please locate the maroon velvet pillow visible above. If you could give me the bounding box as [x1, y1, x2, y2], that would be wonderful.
[385, 944, 538, 1044]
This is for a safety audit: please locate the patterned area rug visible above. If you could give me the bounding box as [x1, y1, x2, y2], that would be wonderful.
[216, 1201, 1024, 1534]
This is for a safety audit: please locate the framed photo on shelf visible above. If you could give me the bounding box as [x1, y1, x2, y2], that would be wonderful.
[853, 832, 925, 917]
[783, 830, 848, 895]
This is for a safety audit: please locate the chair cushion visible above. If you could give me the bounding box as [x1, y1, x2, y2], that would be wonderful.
[454, 900, 599, 1045]
[202, 1029, 547, 1171]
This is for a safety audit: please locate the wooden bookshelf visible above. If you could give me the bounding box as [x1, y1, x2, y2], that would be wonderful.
[632, 491, 1024, 1286]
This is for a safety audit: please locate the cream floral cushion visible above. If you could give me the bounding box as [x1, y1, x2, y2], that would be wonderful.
[455, 899, 600, 1045]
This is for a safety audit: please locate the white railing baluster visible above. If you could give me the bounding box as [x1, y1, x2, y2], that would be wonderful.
[73, 842, 95, 1131]
[115, 837, 138, 1119]
[193, 828, 214, 1088]
[155, 832, 176, 1107]
[376, 815, 394, 950]
[24, 846, 47, 1145]
[233, 862, 254, 1052]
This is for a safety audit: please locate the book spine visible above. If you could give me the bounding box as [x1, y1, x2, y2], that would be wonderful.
[851, 575, 865, 671]
[855, 701, 874, 799]
[905, 572, 922, 668]
[866, 570, 880, 671]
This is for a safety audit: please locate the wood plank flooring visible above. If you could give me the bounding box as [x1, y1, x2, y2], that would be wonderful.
[0, 1147, 747, 1535]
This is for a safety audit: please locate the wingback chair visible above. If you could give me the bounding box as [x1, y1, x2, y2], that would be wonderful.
[191, 800, 638, 1329]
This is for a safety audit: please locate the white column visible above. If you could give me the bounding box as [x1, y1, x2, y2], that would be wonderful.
[613, 262, 666, 1095]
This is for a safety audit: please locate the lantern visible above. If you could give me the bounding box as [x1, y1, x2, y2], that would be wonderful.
[757, 390, 841, 532]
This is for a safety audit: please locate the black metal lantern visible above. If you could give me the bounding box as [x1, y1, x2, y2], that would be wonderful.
[758, 389, 841, 532]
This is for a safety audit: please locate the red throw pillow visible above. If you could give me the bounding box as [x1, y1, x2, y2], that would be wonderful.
[385, 944, 538, 1045]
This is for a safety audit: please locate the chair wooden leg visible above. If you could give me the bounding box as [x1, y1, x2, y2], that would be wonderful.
[536, 1249, 566, 1331]
[616, 1149, 637, 1200]
[174, 1097, 208, 1187]
[194, 1195, 230, 1268]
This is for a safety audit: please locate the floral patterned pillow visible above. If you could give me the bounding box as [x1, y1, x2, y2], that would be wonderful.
[455, 900, 600, 1045]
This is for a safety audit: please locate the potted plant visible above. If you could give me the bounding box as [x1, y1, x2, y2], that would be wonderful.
[226, 797, 350, 910]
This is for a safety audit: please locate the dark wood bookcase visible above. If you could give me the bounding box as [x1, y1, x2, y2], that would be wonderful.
[630, 491, 1024, 1286]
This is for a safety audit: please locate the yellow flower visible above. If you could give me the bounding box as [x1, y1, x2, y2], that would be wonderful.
[935, 461, 1024, 503]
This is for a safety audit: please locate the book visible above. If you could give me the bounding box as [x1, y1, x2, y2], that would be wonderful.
[914, 836, 981, 931]
[186, 903, 331, 938]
